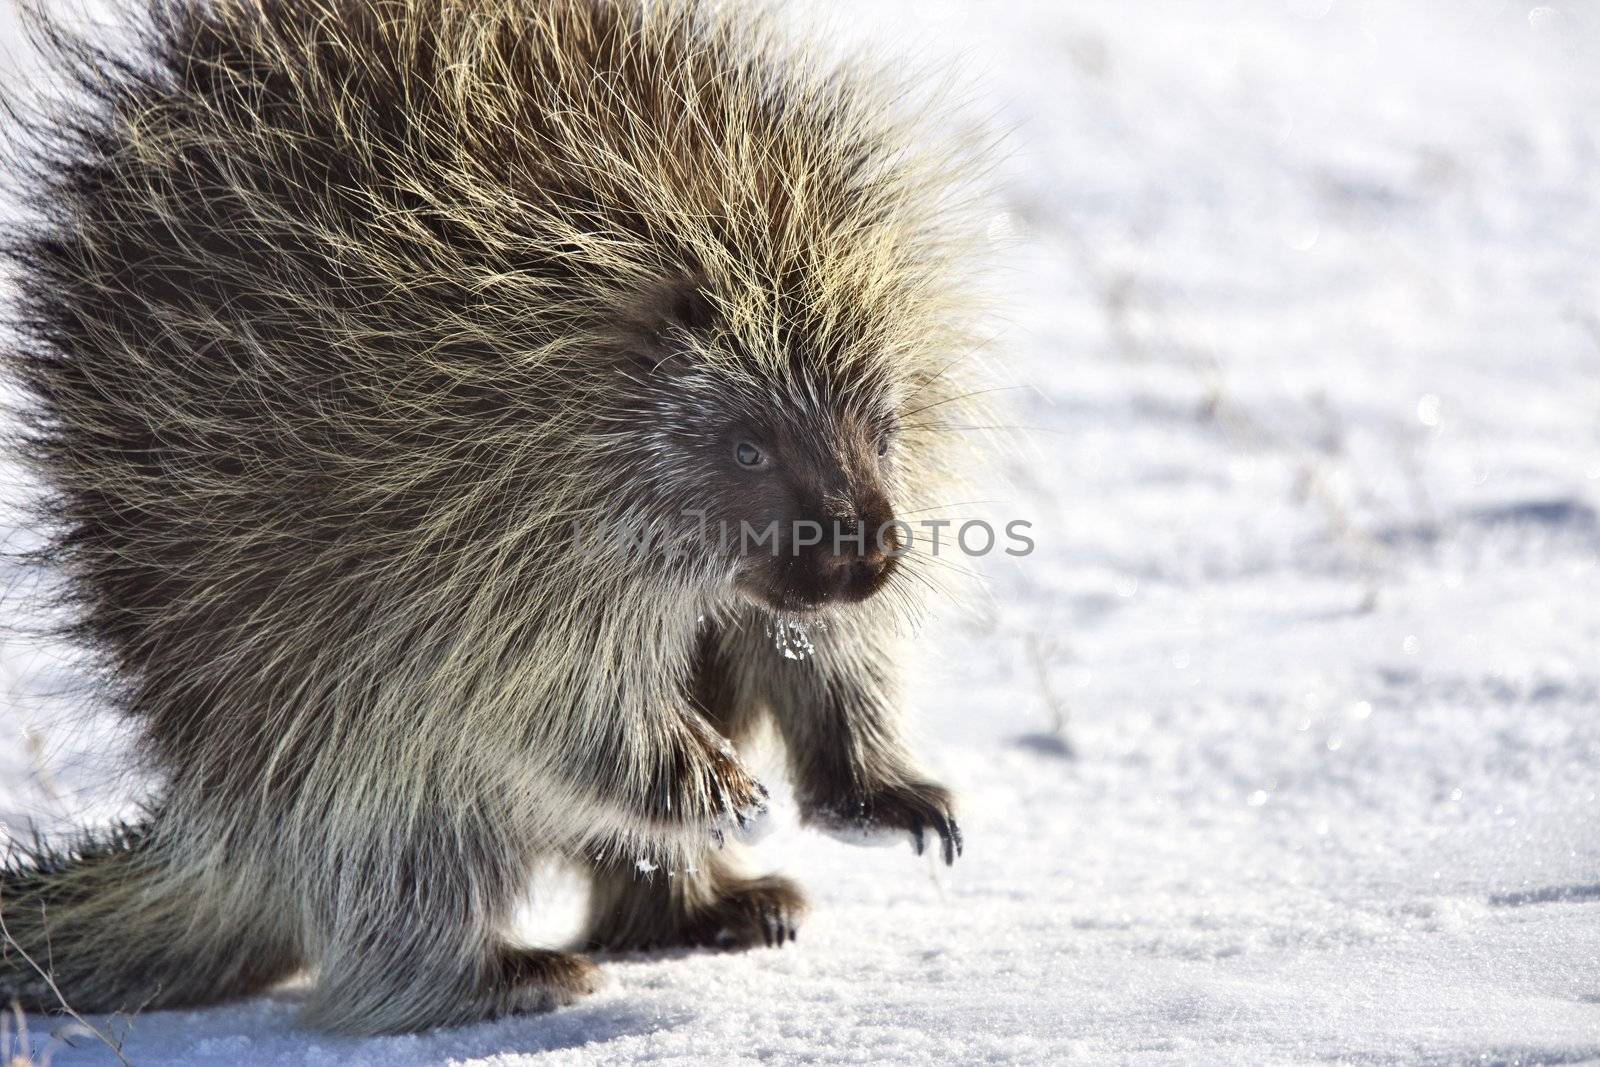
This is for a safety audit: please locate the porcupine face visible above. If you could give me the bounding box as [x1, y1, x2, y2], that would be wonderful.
[619, 285, 903, 614]
[710, 384, 901, 615]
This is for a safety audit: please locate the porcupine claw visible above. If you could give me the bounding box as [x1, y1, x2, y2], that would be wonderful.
[726, 780, 772, 846]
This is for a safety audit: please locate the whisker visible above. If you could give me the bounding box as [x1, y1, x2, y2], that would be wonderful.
[899, 384, 1025, 422]
[903, 423, 1071, 436]
[898, 499, 1006, 516]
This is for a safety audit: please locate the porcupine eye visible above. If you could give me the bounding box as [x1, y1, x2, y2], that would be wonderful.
[735, 441, 766, 467]
[877, 435, 891, 457]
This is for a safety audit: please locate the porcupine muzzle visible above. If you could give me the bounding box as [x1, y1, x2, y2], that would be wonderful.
[759, 487, 901, 612]
[816, 488, 901, 604]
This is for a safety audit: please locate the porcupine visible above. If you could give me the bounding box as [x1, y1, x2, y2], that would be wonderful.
[0, 0, 991, 1034]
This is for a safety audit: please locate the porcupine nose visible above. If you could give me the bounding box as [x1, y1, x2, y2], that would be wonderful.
[822, 493, 899, 601]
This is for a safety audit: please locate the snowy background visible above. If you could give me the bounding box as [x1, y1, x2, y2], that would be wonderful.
[3, 0, 1600, 1063]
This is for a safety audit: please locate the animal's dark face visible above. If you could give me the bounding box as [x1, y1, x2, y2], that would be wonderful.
[610, 279, 907, 613]
[715, 404, 902, 613]
[640, 373, 904, 613]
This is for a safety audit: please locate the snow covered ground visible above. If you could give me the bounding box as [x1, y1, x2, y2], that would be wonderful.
[3, 0, 1599, 1063]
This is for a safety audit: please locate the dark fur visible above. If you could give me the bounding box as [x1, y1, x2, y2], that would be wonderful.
[0, 0, 981, 1033]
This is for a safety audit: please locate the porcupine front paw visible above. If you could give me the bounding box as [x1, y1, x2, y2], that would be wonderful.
[701, 733, 771, 846]
[642, 714, 770, 847]
[808, 779, 963, 865]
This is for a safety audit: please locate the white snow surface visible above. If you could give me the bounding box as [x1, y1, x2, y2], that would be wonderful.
[3, 1, 1599, 1063]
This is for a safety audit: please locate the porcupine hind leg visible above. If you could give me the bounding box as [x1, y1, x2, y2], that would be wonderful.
[584, 847, 807, 951]
[299, 809, 600, 1034]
